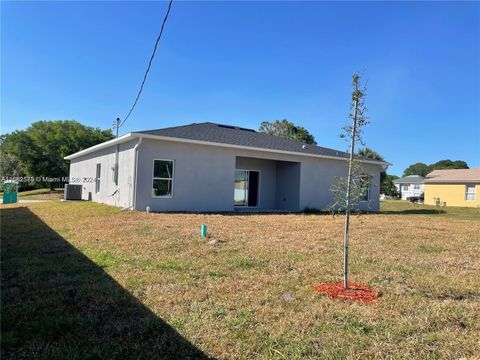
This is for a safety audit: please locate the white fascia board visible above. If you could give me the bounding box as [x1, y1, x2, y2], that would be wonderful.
[135, 133, 390, 167]
[64, 133, 134, 160]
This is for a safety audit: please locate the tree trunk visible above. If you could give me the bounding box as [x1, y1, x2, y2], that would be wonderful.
[343, 99, 358, 290]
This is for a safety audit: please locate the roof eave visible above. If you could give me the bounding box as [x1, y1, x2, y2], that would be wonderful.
[64, 131, 389, 167]
[64, 133, 136, 160]
[133, 132, 389, 166]
[425, 180, 480, 184]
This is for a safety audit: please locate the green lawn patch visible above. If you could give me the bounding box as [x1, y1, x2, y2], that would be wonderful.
[381, 200, 480, 221]
[1, 201, 479, 359]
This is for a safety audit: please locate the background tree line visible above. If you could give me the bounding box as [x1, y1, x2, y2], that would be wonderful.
[402, 160, 468, 177]
[259, 119, 317, 145]
[1, 120, 114, 189]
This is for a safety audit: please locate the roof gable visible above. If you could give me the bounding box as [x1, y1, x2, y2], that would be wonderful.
[425, 168, 480, 184]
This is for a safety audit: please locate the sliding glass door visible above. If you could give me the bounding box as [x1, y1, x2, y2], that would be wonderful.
[234, 170, 259, 207]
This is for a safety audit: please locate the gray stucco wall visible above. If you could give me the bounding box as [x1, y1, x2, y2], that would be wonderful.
[69, 137, 383, 212]
[135, 139, 235, 212]
[276, 162, 301, 211]
[299, 158, 381, 212]
[133, 139, 382, 212]
[68, 140, 137, 208]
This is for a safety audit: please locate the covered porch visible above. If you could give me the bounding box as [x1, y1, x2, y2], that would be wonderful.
[234, 156, 301, 211]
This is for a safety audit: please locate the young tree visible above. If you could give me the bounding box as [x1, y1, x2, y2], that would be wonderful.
[329, 73, 369, 290]
[259, 119, 317, 145]
[357, 147, 400, 197]
[357, 147, 386, 183]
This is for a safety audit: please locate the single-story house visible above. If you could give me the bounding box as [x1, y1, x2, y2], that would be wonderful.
[65, 122, 388, 212]
[424, 168, 480, 207]
[393, 175, 424, 200]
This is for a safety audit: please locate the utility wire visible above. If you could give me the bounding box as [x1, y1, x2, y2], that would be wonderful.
[119, 0, 173, 128]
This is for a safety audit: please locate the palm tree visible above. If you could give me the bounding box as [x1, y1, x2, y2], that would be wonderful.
[357, 147, 386, 184]
[357, 147, 385, 162]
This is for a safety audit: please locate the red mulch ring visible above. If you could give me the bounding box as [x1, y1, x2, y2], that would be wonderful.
[314, 281, 380, 304]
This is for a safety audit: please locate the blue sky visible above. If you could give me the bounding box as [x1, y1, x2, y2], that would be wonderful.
[2, 1, 479, 176]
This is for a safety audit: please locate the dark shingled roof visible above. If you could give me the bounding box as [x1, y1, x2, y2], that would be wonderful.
[135, 122, 384, 163]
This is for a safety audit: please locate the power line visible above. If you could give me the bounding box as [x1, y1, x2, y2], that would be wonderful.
[118, 0, 173, 129]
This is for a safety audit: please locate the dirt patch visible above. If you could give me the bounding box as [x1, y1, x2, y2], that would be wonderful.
[314, 281, 380, 304]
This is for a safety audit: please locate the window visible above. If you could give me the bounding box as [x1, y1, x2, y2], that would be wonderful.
[402, 185, 409, 191]
[359, 175, 370, 202]
[95, 163, 101, 193]
[152, 160, 174, 197]
[414, 184, 420, 190]
[466, 185, 476, 201]
[234, 170, 259, 207]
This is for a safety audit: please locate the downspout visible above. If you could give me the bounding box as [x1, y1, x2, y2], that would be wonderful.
[114, 143, 120, 206]
[132, 137, 143, 210]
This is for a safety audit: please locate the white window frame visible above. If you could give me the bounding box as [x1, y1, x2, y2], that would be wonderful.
[152, 159, 175, 198]
[95, 163, 101, 193]
[414, 184, 420, 190]
[465, 185, 476, 201]
[402, 184, 409, 191]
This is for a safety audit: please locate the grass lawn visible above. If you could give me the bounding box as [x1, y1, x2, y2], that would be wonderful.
[1, 201, 479, 359]
[381, 199, 480, 221]
[0, 188, 64, 201]
[19, 188, 64, 201]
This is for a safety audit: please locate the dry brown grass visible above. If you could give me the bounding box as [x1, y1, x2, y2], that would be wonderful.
[2, 201, 479, 359]
[17, 188, 64, 200]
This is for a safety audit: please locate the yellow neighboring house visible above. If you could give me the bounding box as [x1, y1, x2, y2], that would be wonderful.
[424, 168, 480, 208]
